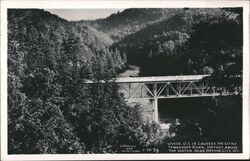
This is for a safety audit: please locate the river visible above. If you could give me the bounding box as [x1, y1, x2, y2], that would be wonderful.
[118, 65, 140, 77]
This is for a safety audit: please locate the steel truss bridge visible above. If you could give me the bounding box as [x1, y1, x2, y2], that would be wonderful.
[85, 75, 241, 123]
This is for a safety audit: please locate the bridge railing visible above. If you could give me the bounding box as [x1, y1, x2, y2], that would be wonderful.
[118, 79, 241, 99]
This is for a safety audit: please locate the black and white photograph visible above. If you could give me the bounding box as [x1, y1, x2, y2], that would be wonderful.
[1, 0, 249, 160]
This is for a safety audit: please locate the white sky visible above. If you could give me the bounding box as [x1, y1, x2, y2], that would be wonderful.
[46, 9, 125, 21]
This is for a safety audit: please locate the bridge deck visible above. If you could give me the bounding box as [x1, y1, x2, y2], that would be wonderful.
[84, 75, 211, 83]
[115, 75, 210, 83]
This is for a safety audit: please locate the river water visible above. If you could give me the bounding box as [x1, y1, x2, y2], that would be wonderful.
[118, 65, 140, 77]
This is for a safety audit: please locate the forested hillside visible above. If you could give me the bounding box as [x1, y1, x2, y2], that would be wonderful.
[114, 8, 242, 81]
[8, 9, 163, 154]
[75, 8, 181, 41]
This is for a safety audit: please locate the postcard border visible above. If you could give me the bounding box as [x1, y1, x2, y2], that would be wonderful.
[1, 0, 249, 160]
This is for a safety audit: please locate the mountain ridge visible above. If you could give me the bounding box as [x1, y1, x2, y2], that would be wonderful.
[74, 8, 182, 41]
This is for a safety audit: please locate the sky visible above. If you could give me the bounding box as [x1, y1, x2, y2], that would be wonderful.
[46, 9, 125, 21]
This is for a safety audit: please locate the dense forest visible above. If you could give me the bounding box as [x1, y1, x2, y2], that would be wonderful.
[114, 8, 242, 78]
[8, 9, 158, 154]
[8, 8, 242, 154]
[77, 9, 181, 41]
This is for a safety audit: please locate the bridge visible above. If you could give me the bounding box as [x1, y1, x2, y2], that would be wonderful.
[85, 75, 240, 123]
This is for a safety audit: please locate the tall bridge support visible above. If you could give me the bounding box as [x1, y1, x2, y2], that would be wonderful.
[153, 83, 158, 123]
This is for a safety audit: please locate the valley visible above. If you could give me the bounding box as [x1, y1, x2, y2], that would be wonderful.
[7, 8, 243, 154]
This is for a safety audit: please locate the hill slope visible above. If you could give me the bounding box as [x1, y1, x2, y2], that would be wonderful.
[75, 8, 181, 41]
[113, 8, 242, 78]
[7, 9, 131, 154]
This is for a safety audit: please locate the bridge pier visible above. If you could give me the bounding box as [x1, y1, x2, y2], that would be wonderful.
[154, 98, 158, 123]
[153, 83, 159, 123]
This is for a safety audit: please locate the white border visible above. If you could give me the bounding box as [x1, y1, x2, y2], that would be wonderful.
[1, 0, 249, 160]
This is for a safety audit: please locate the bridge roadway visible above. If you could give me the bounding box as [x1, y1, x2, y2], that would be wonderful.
[84, 74, 239, 123]
[84, 74, 210, 83]
[114, 74, 210, 83]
